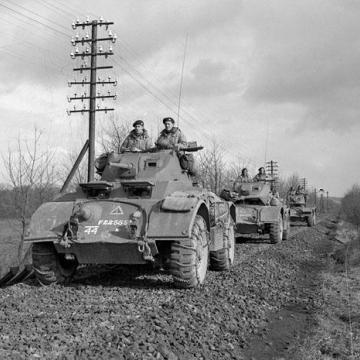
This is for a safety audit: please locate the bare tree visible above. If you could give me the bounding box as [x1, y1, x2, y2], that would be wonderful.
[278, 173, 300, 199]
[198, 140, 227, 194]
[3, 128, 56, 263]
[99, 115, 132, 153]
[59, 149, 88, 190]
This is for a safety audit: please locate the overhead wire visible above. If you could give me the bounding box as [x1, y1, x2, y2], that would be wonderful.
[1, 0, 70, 33]
[0, 0, 245, 164]
[0, 1, 69, 37]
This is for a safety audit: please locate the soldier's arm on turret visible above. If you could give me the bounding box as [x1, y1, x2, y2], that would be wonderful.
[120, 135, 130, 152]
[233, 180, 240, 193]
[155, 133, 166, 149]
[178, 130, 187, 146]
[145, 137, 153, 150]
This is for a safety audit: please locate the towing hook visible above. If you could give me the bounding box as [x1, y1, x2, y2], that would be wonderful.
[137, 242, 145, 253]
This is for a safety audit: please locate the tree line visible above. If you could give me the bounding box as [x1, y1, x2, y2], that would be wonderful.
[1, 120, 340, 235]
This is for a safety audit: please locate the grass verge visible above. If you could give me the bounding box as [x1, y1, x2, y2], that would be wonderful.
[295, 232, 360, 359]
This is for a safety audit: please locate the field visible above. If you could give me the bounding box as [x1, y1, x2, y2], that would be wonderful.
[0, 219, 30, 279]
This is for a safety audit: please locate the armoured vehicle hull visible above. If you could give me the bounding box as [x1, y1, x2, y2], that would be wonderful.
[26, 149, 236, 288]
[222, 181, 290, 243]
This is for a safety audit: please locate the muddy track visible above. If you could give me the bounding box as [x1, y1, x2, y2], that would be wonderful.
[0, 222, 334, 359]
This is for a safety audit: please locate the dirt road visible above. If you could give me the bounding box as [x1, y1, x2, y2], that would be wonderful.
[0, 222, 336, 359]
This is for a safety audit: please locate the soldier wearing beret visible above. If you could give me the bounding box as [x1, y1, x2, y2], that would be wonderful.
[120, 120, 152, 152]
[155, 117, 187, 150]
[253, 167, 267, 182]
[233, 168, 251, 192]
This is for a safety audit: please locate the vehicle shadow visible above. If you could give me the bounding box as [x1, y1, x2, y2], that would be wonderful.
[67, 264, 177, 290]
[236, 235, 272, 244]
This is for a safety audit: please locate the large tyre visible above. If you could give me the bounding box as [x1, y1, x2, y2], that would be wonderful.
[282, 217, 290, 240]
[307, 212, 316, 227]
[210, 224, 235, 271]
[32, 242, 78, 285]
[269, 215, 283, 244]
[169, 215, 209, 288]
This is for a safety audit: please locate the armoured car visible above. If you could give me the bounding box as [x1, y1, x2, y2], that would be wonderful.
[221, 180, 290, 243]
[288, 191, 316, 227]
[25, 148, 236, 288]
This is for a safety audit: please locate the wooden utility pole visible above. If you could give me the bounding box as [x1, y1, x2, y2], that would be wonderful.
[265, 160, 279, 192]
[326, 191, 329, 212]
[68, 18, 117, 182]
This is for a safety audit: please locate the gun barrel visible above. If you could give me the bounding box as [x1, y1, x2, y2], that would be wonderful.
[109, 162, 133, 169]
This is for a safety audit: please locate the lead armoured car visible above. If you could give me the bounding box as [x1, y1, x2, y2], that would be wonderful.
[25, 147, 236, 288]
[221, 179, 290, 243]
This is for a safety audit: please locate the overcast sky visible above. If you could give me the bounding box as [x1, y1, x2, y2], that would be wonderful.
[0, 0, 359, 196]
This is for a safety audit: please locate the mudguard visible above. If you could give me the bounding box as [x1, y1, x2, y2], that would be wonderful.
[259, 206, 281, 223]
[147, 195, 209, 239]
[161, 191, 198, 212]
[26, 201, 74, 240]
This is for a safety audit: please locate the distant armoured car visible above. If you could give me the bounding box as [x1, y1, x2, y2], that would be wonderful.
[288, 192, 316, 227]
[25, 147, 236, 288]
[221, 180, 290, 243]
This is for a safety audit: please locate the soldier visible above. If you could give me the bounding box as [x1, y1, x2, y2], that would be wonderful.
[240, 168, 251, 182]
[253, 167, 267, 181]
[155, 117, 187, 150]
[233, 168, 251, 192]
[120, 120, 152, 152]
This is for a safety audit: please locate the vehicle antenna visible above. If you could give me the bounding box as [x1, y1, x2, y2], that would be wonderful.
[177, 33, 188, 127]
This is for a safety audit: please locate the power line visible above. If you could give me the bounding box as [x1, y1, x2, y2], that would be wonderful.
[0, 1, 69, 37]
[1, 0, 70, 33]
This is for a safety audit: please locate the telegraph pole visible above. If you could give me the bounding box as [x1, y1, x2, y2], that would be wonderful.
[265, 160, 279, 192]
[88, 23, 98, 182]
[299, 177, 307, 191]
[326, 191, 329, 212]
[68, 17, 117, 182]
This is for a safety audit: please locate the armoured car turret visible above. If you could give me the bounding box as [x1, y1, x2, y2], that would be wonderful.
[26, 147, 236, 288]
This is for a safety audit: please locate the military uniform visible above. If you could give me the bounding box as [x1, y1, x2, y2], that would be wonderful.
[233, 175, 251, 192]
[253, 174, 267, 182]
[156, 127, 187, 150]
[120, 129, 152, 152]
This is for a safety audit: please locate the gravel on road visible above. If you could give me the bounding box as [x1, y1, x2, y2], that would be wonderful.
[0, 223, 334, 359]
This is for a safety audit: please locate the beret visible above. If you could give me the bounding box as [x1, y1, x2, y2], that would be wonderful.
[133, 120, 144, 127]
[163, 117, 175, 124]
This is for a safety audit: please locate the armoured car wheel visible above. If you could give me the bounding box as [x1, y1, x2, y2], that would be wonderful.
[169, 215, 209, 288]
[282, 217, 290, 240]
[307, 212, 316, 227]
[210, 223, 235, 271]
[32, 242, 78, 285]
[269, 215, 283, 244]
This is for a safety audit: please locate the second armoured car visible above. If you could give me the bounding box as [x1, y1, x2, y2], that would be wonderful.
[287, 190, 316, 227]
[25, 147, 236, 288]
[221, 180, 290, 243]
